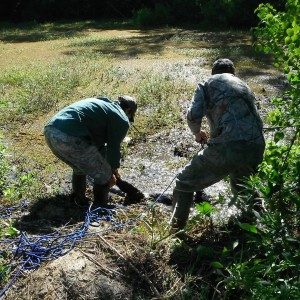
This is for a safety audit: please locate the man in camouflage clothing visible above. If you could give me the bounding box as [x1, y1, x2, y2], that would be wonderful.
[171, 58, 265, 230]
[44, 95, 137, 208]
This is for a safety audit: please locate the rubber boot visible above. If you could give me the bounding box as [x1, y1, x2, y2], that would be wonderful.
[170, 189, 194, 231]
[93, 183, 110, 208]
[194, 190, 210, 204]
[72, 174, 87, 206]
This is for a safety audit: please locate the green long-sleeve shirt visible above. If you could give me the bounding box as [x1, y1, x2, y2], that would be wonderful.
[45, 97, 130, 170]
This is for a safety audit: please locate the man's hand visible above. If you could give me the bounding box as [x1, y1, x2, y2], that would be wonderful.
[108, 169, 121, 187]
[109, 174, 117, 187]
[195, 131, 208, 144]
[114, 169, 120, 179]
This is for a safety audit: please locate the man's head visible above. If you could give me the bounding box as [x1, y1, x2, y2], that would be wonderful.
[212, 58, 235, 75]
[118, 95, 138, 122]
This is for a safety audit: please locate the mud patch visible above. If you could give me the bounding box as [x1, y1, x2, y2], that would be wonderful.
[8, 250, 133, 300]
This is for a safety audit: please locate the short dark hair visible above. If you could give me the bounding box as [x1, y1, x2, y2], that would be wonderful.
[118, 95, 137, 122]
[118, 95, 137, 113]
[212, 58, 235, 75]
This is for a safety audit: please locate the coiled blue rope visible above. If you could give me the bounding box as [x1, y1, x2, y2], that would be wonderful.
[0, 173, 177, 298]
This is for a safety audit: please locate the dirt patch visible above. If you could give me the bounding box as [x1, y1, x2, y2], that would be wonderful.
[8, 249, 133, 300]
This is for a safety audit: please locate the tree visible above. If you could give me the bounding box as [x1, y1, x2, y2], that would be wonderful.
[253, 0, 300, 211]
[234, 3, 300, 296]
[222, 2, 300, 298]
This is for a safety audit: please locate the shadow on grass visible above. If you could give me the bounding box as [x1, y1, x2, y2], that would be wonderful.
[15, 184, 147, 235]
[0, 19, 137, 43]
[63, 29, 273, 63]
[239, 67, 289, 90]
[0, 20, 274, 65]
[16, 194, 86, 234]
[168, 221, 247, 299]
[64, 32, 175, 58]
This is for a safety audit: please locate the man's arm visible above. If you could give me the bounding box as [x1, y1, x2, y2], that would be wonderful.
[106, 135, 124, 170]
[187, 83, 207, 143]
[106, 114, 130, 171]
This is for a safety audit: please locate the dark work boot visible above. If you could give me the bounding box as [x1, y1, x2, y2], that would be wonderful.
[194, 190, 211, 204]
[93, 183, 110, 208]
[72, 174, 88, 206]
[170, 189, 194, 231]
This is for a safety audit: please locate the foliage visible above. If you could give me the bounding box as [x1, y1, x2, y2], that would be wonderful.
[253, 0, 300, 209]
[0, 0, 286, 27]
[254, 1, 300, 84]
[209, 1, 300, 298]
[0, 56, 112, 128]
[0, 0, 141, 22]
[135, 3, 174, 27]
[0, 142, 9, 194]
[134, 1, 200, 27]
[135, 71, 189, 132]
[134, 7, 154, 27]
[197, 0, 286, 28]
[198, 0, 236, 26]
[0, 142, 40, 205]
[0, 140, 25, 285]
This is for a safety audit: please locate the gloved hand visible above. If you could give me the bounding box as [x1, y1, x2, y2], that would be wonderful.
[114, 169, 121, 179]
[109, 174, 117, 187]
[195, 131, 208, 144]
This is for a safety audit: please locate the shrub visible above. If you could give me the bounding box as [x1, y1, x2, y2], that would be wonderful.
[134, 3, 174, 27]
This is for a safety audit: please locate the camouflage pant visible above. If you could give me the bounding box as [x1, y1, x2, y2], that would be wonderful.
[175, 141, 265, 194]
[44, 126, 112, 185]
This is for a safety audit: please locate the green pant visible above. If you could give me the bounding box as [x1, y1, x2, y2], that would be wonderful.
[171, 141, 265, 229]
[175, 141, 265, 194]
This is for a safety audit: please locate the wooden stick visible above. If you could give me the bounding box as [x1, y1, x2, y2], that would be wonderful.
[97, 234, 160, 298]
[79, 249, 124, 278]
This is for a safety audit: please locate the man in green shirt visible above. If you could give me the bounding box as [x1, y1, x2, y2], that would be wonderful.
[170, 59, 265, 230]
[44, 95, 137, 208]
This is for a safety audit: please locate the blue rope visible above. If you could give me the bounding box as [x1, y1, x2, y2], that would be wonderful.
[0, 258, 30, 297]
[0, 171, 179, 298]
[0, 199, 28, 219]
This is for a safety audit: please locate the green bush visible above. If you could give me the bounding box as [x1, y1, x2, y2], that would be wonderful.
[197, 0, 285, 28]
[134, 7, 154, 27]
[167, 0, 201, 23]
[200, 0, 236, 26]
[134, 3, 174, 27]
[218, 1, 300, 298]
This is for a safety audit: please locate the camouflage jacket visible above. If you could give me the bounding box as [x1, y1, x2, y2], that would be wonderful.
[187, 73, 265, 145]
